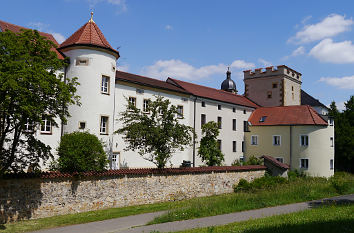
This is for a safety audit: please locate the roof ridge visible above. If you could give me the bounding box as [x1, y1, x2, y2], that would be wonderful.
[0, 19, 56, 39]
[93, 22, 109, 47]
[306, 105, 317, 124]
[117, 71, 167, 83]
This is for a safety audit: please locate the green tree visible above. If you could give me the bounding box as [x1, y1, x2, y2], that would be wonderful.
[0, 29, 79, 173]
[57, 132, 108, 172]
[116, 96, 195, 168]
[198, 121, 224, 166]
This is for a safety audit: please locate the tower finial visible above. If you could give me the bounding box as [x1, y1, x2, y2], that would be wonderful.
[89, 11, 94, 23]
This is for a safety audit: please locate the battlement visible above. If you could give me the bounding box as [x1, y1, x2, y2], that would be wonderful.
[244, 65, 302, 82]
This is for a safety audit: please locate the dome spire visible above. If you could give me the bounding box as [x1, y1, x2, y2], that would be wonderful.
[221, 67, 237, 94]
[89, 11, 95, 23]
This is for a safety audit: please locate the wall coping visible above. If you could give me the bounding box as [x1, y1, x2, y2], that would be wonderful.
[0, 165, 266, 180]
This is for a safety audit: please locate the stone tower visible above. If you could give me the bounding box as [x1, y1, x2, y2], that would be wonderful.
[243, 65, 302, 107]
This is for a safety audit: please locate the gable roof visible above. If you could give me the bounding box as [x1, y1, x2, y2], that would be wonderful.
[116, 71, 190, 94]
[167, 78, 259, 108]
[248, 105, 328, 126]
[0, 20, 64, 59]
[58, 21, 119, 58]
[262, 155, 290, 170]
[301, 90, 328, 109]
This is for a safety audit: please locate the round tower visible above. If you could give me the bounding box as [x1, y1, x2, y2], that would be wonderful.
[58, 13, 119, 151]
[221, 67, 237, 94]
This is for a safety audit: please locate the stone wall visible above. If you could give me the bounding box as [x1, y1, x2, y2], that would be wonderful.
[0, 166, 265, 223]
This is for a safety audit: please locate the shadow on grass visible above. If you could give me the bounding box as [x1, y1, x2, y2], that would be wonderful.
[308, 197, 354, 208]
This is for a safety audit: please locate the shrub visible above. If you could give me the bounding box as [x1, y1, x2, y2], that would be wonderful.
[231, 159, 242, 166]
[329, 172, 354, 194]
[233, 179, 250, 192]
[288, 169, 307, 180]
[244, 156, 263, 165]
[57, 132, 108, 172]
[234, 176, 288, 192]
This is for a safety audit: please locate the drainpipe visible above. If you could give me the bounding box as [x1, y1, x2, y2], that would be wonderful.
[61, 65, 68, 138]
[192, 97, 197, 167]
[289, 125, 293, 169]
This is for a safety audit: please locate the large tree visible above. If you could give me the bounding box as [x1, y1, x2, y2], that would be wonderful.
[116, 96, 195, 168]
[0, 29, 79, 173]
[198, 121, 224, 166]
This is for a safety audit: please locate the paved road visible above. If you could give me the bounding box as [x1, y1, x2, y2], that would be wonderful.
[33, 194, 354, 233]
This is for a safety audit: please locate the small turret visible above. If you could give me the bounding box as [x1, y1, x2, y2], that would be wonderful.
[221, 67, 237, 94]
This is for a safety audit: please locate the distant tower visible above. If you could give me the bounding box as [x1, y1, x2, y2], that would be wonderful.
[243, 65, 302, 107]
[58, 12, 120, 151]
[221, 67, 238, 94]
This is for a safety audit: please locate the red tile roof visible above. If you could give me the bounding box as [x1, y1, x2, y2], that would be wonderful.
[0, 20, 64, 59]
[167, 78, 259, 108]
[262, 155, 290, 170]
[116, 71, 189, 94]
[59, 21, 119, 58]
[248, 105, 328, 126]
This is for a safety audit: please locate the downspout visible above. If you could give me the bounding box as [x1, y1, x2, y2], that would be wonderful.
[289, 125, 292, 169]
[61, 65, 68, 138]
[192, 96, 197, 167]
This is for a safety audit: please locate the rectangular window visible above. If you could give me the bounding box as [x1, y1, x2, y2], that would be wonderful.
[217, 140, 222, 150]
[76, 57, 89, 66]
[100, 116, 109, 135]
[243, 121, 249, 132]
[233, 107, 236, 112]
[79, 121, 86, 130]
[232, 141, 237, 152]
[218, 104, 221, 110]
[276, 157, 284, 163]
[201, 101, 206, 107]
[201, 114, 206, 127]
[242, 141, 245, 152]
[240, 156, 244, 163]
[232, 119, 236, 131]
[243, 109, 246, 114]
[251, 135, 258, 145]
[217, 117, 222, 129]
[267, 91, 272, 98]
[300, 158, 309, 169]
[259, 116, 267, 122]
[111, 152, 120, 170]
[177, 105, 184, 118]
[330, 137, 334, 147]
[330, 159, 334, 170]
[128, 97, 136, 107]
[24, 118, 34, 132]
[272, 83, 278, 88]
[329, 118, 334, 126]
[41, 115, 52, 134]
[273, 135, 281, 146]
[101, 75, 110, 94]
[300, 135, 309, 146]
[143, 99, 150, 113]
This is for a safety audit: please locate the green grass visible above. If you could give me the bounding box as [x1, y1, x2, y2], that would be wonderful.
[149, 174, 354, 224]
[172, 204, 354, 233]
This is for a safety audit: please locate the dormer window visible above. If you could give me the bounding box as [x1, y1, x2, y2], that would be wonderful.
[259, 116, 267, 122]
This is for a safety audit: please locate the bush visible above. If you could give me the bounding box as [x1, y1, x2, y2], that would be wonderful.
[288, 169, 307, 180]
[57, 132, 108, 172]
[234, 176, 288, 192]
[244, 156, 263, 165]
[329, 172, 354, 194]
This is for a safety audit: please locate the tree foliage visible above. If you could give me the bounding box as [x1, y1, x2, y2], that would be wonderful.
[116, 96, 195, 168]
[329, 96, 354, 173]
[198, 121, 224, 166]
[57, 132, 108, 172]
[0, 29, 79, 173]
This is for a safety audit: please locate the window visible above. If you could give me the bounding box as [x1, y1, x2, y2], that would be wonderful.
[100, 116, 109, 135]
[292, 86, 294, 91]
[330, 137, 334, 147]
[233, 107, 236, 112]
[243, 109, 246, 114]
[276, 157, 284, 163]
[232, 141, 237, 152]
[259, 116, 267, 122]
[136, 88, 144, 94]
[300, 135, 309, 146]
[217, 117, 222, 129]
[232, 119, 236, 131]
[24, 119, 34, 132]
[101, 76, 110, 94]
[217, 140, 222, 150]
[267, 91, 272, 98]
[243, 121, 249, 132]
[128, 97, 136, 107]
[273, 135, 281, 146]
[111, 152, 120, 170]
[272, 83, 278, 88]
[79, 121, 86, 130]
[329, 118, 334, 126]
[300, 158, 309, 169]
[251, 135, 258, 145]
[201, 114, 206, 127]
[143, 99, 150, 113]
[76, 57, 89, 66]
[242, 141, 245, 152]
[292, 93, 294, 100]
[41, 115, 52, 134]
[240, 156, 244, 163]
[201, 101, 206, 107]
[330, 159, 334, 170]
[218, 104, 222, 110]
[177, 105, 183, 118]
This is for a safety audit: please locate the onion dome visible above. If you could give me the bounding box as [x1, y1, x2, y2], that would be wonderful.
[221, 67, 237, 94]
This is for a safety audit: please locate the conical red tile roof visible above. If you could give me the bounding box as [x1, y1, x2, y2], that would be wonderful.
[59, 21, 119, 58]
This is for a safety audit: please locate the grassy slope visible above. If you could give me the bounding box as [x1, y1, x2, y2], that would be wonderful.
[172, 204, 354, 233]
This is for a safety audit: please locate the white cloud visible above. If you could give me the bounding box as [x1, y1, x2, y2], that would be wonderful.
[28, 22, 48, 31]
[319, 75, 354, 89]
[309, 39, 354, 64]
[165, 25, 173, 31]
[258, 58, 272, 67]
[141, 59, 255, 81]
[289, 14, 353, 44]
[28, 22, 66, 44]
[87, 0, 127, 12]
[51, 33, 66, 44]
[117, 64, 129, 72]
[291, 46, 306, 56]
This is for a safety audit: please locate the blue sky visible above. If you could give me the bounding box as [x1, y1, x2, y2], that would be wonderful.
[2, 0, 354, 109]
